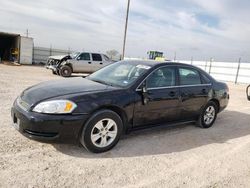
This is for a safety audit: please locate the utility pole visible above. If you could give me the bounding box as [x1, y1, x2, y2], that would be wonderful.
[235, 57, 241, 84]
[26, 29, 29, 37]
[122, 0, 130, 60]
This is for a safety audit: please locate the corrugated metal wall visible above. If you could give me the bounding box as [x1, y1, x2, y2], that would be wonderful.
[33, 47, 72, 64]
[178, 60, 250, 84]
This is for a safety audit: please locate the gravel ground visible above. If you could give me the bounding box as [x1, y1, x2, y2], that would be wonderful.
[1, 64, 250, 188]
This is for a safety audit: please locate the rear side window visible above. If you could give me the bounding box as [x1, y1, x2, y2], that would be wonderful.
[78, 53, 90, 61]
[179, 68, 201, 85]
[147, 67, 176, 88]
[201, 73, 211, 84]
[92, 53, 102, 61]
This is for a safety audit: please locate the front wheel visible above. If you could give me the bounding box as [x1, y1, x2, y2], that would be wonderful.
[59, 65, 72, 77]
[80, 110, 123, 153]
[197, 101, 218, 128]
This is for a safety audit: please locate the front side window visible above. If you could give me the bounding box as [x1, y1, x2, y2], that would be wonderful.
[92, 53, 102, 61]
[78, 53, 90, 61]
[179, 68, 201, 85]
[147, 67, 176, 88]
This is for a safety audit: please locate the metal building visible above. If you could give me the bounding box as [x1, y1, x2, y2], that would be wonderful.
[0, 32, 33, 64]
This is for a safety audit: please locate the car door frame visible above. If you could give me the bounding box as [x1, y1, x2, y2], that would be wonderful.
[132, 65, 181, 127]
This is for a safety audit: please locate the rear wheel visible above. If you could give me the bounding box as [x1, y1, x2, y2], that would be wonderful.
[59, 65, 72, 77]
[80, 110, 123, 153]
[197, 101, 218, 128]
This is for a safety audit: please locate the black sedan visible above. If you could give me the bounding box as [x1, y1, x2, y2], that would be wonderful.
[11, 60, 229, 153]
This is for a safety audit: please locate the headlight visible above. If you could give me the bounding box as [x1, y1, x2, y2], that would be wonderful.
[32, 100, 77, 114]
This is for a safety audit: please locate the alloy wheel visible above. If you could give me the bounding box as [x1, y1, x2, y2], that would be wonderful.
[90, 118, 118, 148]
[204, 106, 215, 125]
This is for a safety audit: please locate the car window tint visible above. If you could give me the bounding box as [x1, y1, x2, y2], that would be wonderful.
[88, 62, 150, 87]
[147, 67, 176, 88]
[79, 53, 90, 61]
[92, 53, 102, 61]
[179, 68, 201, 85]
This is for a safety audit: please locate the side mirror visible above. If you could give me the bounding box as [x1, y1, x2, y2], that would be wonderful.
[141, 82, 149, 105]
[77, 56, 81, 60]
[247, 85, 250, 101]
[142, 82, 147, 93]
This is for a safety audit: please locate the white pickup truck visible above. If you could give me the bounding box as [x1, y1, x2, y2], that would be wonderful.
[46, 52, 114, 77]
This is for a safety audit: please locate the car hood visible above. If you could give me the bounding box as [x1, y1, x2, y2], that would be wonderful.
[48, 55, 68, 60]
[21, 77, 109, 105]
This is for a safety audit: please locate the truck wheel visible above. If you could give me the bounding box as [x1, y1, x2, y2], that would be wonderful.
[80, 110, 123, 153]
[60, 65, 72, 77]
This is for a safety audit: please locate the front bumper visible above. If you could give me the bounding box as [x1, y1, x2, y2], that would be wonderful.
[11, 101, 89, 143]
[45, 65, 58, 72]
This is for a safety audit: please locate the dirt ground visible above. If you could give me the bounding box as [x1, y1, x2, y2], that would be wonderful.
[1, 64, 250, 188]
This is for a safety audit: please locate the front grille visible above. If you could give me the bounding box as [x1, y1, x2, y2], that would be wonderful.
[47, 59, 59, 66]
[17, 97, 30, 111]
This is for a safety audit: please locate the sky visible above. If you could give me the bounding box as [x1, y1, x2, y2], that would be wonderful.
[0, 0, 250, 61]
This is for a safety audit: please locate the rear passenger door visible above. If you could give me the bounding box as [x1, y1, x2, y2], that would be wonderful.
[178, 67, 211, 120]
[91, 53, 103, 72]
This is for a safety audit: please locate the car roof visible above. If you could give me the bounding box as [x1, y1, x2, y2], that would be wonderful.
[78, 52, 106, 55]
[121, 59, 191, 67]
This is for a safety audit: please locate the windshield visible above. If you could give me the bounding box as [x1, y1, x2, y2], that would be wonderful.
[70, 52, 80, 59]
[87, 61, 151, 88]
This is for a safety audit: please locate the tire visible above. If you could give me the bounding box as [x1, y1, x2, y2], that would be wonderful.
[80, 110, 123, 153]
[59, 65, 72, 77]
[197, 101, 218, 128]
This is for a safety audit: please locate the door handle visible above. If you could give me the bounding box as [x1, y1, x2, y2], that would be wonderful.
[88, 62, 91, 64]
[169, 91, 176, 97]
[100, 62, 103, 65]
[202, 88, 207, 94]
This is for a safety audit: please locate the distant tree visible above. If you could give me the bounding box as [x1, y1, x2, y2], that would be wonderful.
[106, 50, 120, 60]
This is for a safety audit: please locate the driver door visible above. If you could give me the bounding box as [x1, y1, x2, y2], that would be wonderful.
[74, 53, 92, 73]
[133, 66, 180, 127]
